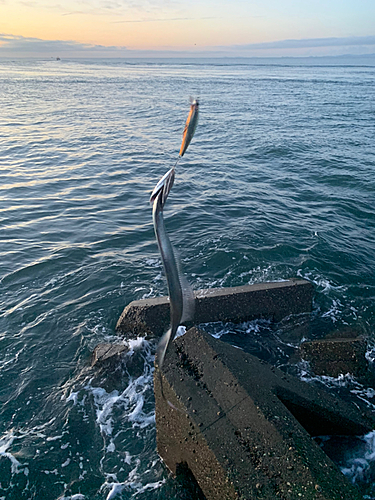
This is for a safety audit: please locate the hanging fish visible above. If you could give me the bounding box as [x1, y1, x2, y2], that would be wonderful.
[150, 167, 194, 406]
[178, 97, 199, 158]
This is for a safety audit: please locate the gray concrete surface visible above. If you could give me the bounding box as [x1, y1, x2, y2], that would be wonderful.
[116, 279, 313, 337]
[155, 327, 375, 500]
[300, 336, 368, 378]
[91, 343, 128, 368]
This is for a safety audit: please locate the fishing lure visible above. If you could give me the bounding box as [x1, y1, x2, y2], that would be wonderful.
[174, 97, 199, 168]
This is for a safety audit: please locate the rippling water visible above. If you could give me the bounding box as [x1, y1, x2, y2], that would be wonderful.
[1, 58, 375, 499]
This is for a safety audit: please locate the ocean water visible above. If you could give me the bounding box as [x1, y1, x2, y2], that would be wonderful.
[0, 57, 375, 499]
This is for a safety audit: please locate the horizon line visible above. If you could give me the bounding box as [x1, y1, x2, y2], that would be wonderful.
[1, 52, 375, 59]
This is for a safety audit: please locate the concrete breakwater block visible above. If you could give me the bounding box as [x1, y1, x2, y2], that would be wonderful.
[300, 336, 368, 379]
[91, 343, 128, 368]
[155, 328, 375, 500]
[116, 279, 313, 337]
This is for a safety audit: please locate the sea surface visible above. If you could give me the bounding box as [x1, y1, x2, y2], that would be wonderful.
[0, 57, 375, 499]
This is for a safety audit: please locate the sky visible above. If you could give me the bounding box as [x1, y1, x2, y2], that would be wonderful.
[1, 0, 375, 58]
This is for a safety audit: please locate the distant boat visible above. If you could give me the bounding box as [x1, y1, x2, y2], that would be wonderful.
[56, 57, 61, 61]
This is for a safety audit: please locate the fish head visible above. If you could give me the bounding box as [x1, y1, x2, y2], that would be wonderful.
[150, 167, 175, 207]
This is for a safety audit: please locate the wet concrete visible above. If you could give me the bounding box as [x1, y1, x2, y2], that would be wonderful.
[300, 336, 368, 379]
[155, 327, 375, 500]
[116, 279, 313, 338]
[91, 343, 128, 368]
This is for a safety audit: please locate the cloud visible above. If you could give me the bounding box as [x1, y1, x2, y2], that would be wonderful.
[226, 36, 375, 52]
[111, 16, 217, 23]
[53, 0, 181, 16]
[1, 33, 375, 59]
[0, 34, 127, 55]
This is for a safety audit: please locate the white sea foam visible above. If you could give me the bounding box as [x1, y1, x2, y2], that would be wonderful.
[105, 482, 126, 500]
[124, 451, 132, 464]
[100, 460, 143, 499]
[144, 258, 159, 267]
[101, 469, 165, 500]
[299, 363, 357, 388]
[238, 264, 276, 284]
[57, 495, 85, 500]
[140, 287, 156, 299]
[87, 338, 155, 431]
[0, 432, 24, 475]
[366, 345, 375, 364]
[321, 298, 344, 323]
[297, 269, 346, 294]
[132, 479, 166, 497]
[61, 458, 71, 468]
[125, 336, 148, 352]
[200, 318, 271, 339]
[66, 391, 79, 405]
[298, 358, 375, 413]
[55, 336, 161, 500]
[90, 387, 118, 435]
[295, 269, 362, 326]
[175, 325, 186, 338]
[47, 434, 63, 442]
[341, 431, 375, 485]
[80, 337, 161, 498]
[107, 439, 116, 452]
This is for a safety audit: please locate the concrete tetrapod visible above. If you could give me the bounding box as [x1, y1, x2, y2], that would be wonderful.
[116, 279, 313, 338]
[155, 327, 375, 500]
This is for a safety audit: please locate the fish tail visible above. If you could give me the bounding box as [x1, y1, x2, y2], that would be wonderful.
[156, 363, 185, 414]
[155, 327, 185, 413]
[156, 327, 171, 370]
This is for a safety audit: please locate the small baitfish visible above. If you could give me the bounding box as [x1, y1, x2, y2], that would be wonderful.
[178, 97, 199, 158]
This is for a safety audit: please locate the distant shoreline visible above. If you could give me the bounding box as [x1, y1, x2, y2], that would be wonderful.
[1, 54, 375, 66]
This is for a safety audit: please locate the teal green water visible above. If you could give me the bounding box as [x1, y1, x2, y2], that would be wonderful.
[1, 58, 375, 499]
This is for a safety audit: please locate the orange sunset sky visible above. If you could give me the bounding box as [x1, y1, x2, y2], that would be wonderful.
[1, 0, 375, 57]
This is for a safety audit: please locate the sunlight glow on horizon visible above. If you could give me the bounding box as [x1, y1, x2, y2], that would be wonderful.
[1, 0, 375, 57]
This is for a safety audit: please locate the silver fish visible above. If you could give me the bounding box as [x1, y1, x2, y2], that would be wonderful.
[150, 167, 194, 372]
